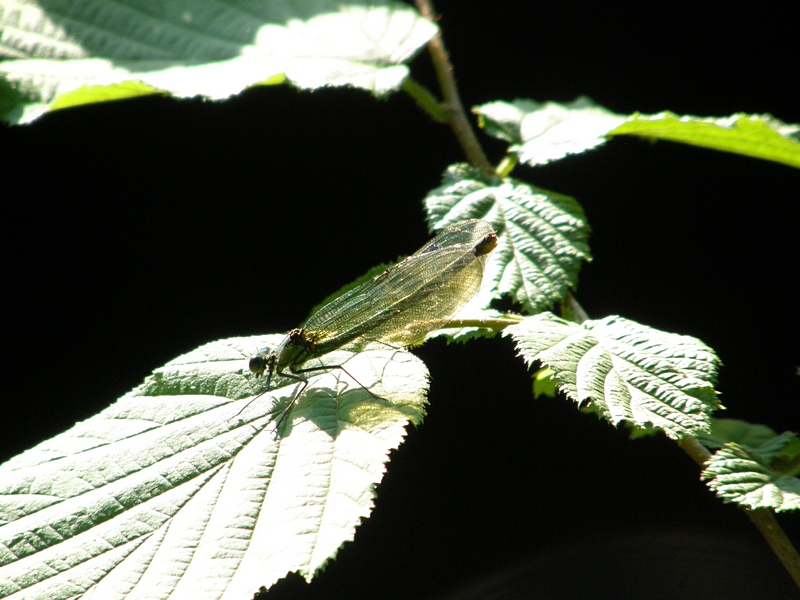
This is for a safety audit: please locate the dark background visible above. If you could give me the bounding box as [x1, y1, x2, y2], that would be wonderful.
[2, 1, 799, 598]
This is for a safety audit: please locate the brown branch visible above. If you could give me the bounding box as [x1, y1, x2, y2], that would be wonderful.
[679, 436, 800, 588]
[747, 509, 800, 588]
[414, 0, 495, 177]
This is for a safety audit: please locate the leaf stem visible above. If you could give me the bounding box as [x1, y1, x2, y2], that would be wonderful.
[495, 154, 518, 178]
[560, 291, 590, 324]
[401, 78, 449, 123]
[414, 0, 495, 177]
[677, 434, 711, 464]
[679, 435, 800, 588]
[444, 315, 525, 331]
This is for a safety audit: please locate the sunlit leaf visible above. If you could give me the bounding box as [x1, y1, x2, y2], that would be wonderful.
[505, 313, 721, 439]
[474, 97, 626, 166]
[0, 336, 428, 598]
[0, 0, 437, 124]
[703, 438, 800, 512]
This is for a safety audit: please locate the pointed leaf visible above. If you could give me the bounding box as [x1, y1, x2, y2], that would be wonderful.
[424, 163, 591, 312]
[609, 112, 800, 169]
[504, 313, 721, 440]
[473, 97, 626, 166]
[0, 335, 427, 599]
[0, 0, 437, 124]
[702, 441, 800, 512]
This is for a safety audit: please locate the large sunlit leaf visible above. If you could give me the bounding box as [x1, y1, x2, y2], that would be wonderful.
[0, 0, 438, 124]
[0, 335, 427, 599]
[608, 112, 800, 169]
[505, 313, 722, 440]
[473, 97, 626, 166]
[702, 436, 800, 512]
[424, 163, 592, 313]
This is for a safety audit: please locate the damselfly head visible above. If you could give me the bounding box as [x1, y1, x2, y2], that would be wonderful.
[229, 350, 278, 425]
[249, 350, 275, 379]
[474, 232, 498, 257]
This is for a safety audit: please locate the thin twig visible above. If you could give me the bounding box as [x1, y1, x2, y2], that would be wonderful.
[748, 509, 800, 588]
[677, 435, 712, 465]
[561, 290, 590, 324]
[414, 0, 495, 177]
[679, 436, 800, 588]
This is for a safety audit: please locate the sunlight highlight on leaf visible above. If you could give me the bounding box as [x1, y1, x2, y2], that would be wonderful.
[505, 313, 722, 439]
[474, 97, 626, 166]
[0, 336, 428, 599]
[0, 0, 437, 124]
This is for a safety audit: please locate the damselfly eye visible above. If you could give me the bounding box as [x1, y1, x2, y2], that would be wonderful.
[249, 355, 268, 376]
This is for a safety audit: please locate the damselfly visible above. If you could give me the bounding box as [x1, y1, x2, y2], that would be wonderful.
[248, 218, 497, 429]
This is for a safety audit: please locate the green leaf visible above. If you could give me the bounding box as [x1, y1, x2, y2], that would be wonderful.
[473, 97, 626, 166]
[504, 313, 722, 440]
[697, 418, 779, 450]
[532, 366, 557, 398]
[0, 0, 437, 124]
[757, 432, 800, 469]
[702, 441, 800, 512]
[698, 420, 800, 473]
[0, 336, 427, 598]
[474, 98, 800, 170]
[608, 112, 800, 169]
[424, 163, 592, 313]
